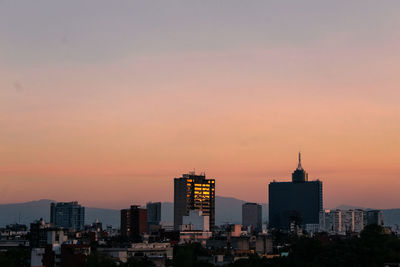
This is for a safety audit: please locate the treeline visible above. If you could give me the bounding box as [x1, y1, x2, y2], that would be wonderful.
[169, 225, 400, 267]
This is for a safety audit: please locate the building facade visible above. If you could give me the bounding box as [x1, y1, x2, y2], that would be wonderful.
[242, 203, 262, 232]
[174, 172, 215, 231]
[50, 202, 85, 231]
[354, 209, 364, 232]
[30, 218, 52, 248]
[268, 153, 323, 230]
[319, 209, 342, 233]
[341, 210, 355, 233]
[146, 202, 161, 232]
[320, 209, 366, 234]
[121, 205, 147, 240]
[182, 210, 210, 231]
[97, 243, 173, 265]
[365, 210, 384, 226]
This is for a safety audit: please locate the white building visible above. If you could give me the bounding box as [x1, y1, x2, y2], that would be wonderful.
[341, 210, 354, 233]
[30, 248, 45, 267]
[47, 229, 68, 245]
[354, 209, 364, 233]
[182, 210, 209, 231]
[180, 210, 212, 245]
[319, 210, 342, 234]
[320, 209, 365, 234]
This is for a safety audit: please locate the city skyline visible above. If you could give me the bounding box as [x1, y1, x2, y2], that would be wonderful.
[0, 155, 393, 211]
[1, 0, 400, 210]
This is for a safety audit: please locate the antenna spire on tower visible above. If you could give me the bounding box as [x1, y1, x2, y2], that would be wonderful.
[297, 151, 303, 170]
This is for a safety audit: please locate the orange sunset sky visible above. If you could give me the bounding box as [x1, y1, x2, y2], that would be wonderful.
[1, 1, 399, 209]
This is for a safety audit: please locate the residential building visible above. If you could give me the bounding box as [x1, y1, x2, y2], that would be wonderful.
[180, 210, 212, 244]
[255, 235, 273, 256]
[341, 210, 355, 233]
[320, 209, 366, 234]
[42, 244, 90, 267]
[319, 210, 342, 234]
[354, 209, 364, 232]
[179, 231, 213, 245]
[182, 210, 210, 231]
[228, 224, 242, 238]
[98, 243, 173, 265]
[120, 205, 147, 240]
[365, 210, 384, 226]
[30, 218, 52, 248]
[50, 202, 85, 231]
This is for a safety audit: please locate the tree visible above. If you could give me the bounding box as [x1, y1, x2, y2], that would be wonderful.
[85, 252, 117, 267]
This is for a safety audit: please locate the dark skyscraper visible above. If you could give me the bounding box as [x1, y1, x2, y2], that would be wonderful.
[50, 202, 85, 231]
[268, 153, 323, 230]
[292, 153, 309, 182]
[146, 202, 161, 231]
[365, 210, 383, 226]
[242, 202, 262, 232]
[30, 218, 51, 248]
[174, 172, 215, 232]
[120, 205, 147, 240]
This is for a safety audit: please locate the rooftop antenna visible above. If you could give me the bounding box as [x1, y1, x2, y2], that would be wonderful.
[297, 151, 303, 170]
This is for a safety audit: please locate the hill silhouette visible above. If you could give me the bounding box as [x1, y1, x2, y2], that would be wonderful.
[0, 198, 398, 228]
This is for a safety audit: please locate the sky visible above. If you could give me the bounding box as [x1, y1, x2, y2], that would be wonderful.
[0, 0, 399, 209]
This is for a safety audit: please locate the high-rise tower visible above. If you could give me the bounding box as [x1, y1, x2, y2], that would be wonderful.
[174, 172, 215, 232]
[242, 203, 262, 232]
[50, 202, 85, 231]
[292, 152, 309, 182]
[146, 202, 161, 232]
[268, 153, 323, 230]
[120, 205, 147, 241]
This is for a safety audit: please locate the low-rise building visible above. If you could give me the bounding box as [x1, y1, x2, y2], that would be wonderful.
[179, 230, 213, 245]
[98, 242, 173, 266]
[182, 210, 209, 231]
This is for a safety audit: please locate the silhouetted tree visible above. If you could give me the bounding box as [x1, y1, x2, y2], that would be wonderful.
[123, 256, 156, 267]
[85, 252, 117, 267]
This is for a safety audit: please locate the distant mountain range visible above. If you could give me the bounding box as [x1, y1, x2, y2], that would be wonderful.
[0, 198, 398, 229]
[0, 197, 266, 228]
[0, 199, 120, 228]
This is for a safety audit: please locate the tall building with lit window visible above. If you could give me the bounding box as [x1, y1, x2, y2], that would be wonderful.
[174, 172, 215, 232]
